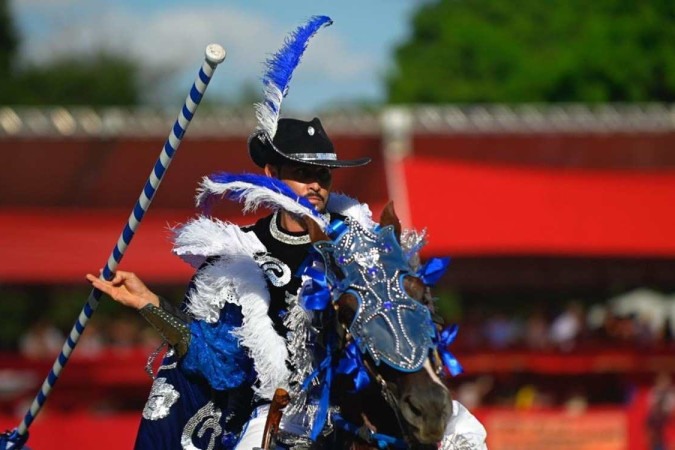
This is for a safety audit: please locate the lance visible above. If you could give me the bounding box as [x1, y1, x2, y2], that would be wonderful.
[0, 43, 227, 450]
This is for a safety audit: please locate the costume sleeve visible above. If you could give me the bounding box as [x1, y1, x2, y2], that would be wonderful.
[440, 400, 488, 450]
[159, 296, 190, 323]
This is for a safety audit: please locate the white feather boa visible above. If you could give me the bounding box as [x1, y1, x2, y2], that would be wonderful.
[196, 177, 328, 228]
[172, 216, 267, 269]
[173, 218, 288, 400]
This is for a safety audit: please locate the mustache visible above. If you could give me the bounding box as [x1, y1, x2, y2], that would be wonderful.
[304, 191, 325, 202]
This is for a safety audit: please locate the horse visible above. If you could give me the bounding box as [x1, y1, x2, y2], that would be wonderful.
[292, 203, 455, 450]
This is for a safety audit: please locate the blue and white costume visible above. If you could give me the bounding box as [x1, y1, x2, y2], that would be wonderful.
[135, 175, 377, 450]
[135, 12, 487, 450]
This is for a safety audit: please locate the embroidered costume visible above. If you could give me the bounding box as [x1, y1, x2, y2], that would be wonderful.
[135, 177, 378, 449]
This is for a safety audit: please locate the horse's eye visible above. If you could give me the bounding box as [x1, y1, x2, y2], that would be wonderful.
[404, 396, 422, 417]
[403, 276, 425, 301]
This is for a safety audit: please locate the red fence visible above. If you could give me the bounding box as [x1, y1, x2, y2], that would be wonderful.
[1, 350, 674, 449]
[0, 406, 670, 449]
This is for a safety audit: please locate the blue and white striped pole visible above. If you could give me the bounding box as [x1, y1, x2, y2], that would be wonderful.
[0, 44, 227, 450]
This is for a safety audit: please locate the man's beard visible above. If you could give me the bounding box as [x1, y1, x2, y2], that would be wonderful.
[305, 192, 327, 212]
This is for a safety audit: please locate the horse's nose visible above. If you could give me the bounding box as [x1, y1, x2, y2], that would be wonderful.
[401, 385, 452, 444]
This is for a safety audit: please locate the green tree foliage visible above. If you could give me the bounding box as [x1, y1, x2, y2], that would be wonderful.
[8, 53, 141, 106]
[388, 0, 675, 103]
[0, 0, 141, 106]
[0, 0, 18, 74]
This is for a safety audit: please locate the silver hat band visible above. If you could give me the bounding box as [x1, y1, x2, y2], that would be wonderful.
[292, 153, 337, 161]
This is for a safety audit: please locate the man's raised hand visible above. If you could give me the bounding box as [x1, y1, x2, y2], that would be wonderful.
[86, 270, 160, 310]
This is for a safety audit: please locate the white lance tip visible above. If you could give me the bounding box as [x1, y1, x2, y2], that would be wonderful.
[205, 44, 227, 65]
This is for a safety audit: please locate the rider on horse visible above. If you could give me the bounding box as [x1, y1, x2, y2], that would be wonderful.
[87, 16, 488, 450]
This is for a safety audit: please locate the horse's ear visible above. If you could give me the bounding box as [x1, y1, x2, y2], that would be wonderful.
[303, 216, 330, 243]
[379, 201, 402, 240]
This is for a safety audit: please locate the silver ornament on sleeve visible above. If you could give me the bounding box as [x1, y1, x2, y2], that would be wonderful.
[142, 377, 180, 420]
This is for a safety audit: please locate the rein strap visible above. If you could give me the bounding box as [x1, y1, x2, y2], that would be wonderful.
[332, 413, 408, 450]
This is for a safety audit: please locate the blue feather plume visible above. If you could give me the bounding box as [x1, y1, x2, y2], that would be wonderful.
[196, 172, 325, 223]
[254, 15, 333, 140]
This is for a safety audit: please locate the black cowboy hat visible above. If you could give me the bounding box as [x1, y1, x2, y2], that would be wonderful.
[248, 117, 371, 168]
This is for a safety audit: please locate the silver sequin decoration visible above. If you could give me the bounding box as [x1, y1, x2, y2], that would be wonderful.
[144, 343, 179, 380]
[181, 401, 223, 450]
[142, 377, 180, 420]
[400, 228, 428, 272]
[269, 211, 311, 245]
[159, 347, 178, 371]
[269, 211, 330, 245]
[254, 254, 292, 287]
[439, 433, 476, 450]
[145, 341, 166, 380]
[284, 292, 319, 419]
[314, 218, 435, 371]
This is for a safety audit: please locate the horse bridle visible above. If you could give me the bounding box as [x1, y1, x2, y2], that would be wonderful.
[363, 356, 414, 445]
[335, 327, 444, 449]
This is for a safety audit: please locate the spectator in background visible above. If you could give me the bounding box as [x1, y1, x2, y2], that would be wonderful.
[457, 376, 494, 410]
[74, 321, 105, 358]
[106, 314, 142, 351]
[18, 318, 64, 360]
[524, 308, 550, 350]
[549, 301, 585, 351]
[646, 372, 675, 450]
[483, 312, 519, 349]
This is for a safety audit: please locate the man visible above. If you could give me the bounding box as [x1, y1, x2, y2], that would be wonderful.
[88, 15, 487, 450]
[87, 116, 373, 450]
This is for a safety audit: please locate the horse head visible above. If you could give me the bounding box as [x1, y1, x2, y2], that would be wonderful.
[304, 203, 454, 448]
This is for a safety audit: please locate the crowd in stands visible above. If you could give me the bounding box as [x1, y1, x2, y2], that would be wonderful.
[453, 288, 675, 352]
[17, 311, 161, 360]
[14, 287, 675, 361]
[5, 286, 675, 436]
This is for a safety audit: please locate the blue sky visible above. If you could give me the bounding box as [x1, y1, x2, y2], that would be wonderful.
[10, 0, 420, 112]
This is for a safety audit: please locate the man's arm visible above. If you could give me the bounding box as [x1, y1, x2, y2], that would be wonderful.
[86, 271, 191, 357]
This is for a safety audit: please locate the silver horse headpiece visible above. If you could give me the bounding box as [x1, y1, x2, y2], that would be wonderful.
[314, 218, 435, 372]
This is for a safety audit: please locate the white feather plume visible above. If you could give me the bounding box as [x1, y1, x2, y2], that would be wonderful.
[196, 177, 328, 228]
[172, 216, 267, 269]
[326, 192, 377, 229]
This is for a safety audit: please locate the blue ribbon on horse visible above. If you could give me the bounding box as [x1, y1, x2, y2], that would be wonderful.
[434, 324, 463, 377]
[325, 219, 348, 239]
[332, 413, 408, 450]
[336, 341, 371, 392]
[417, 257, 451, 287]
[297, 256, 332, 311]
[302, 338, 335, 441]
